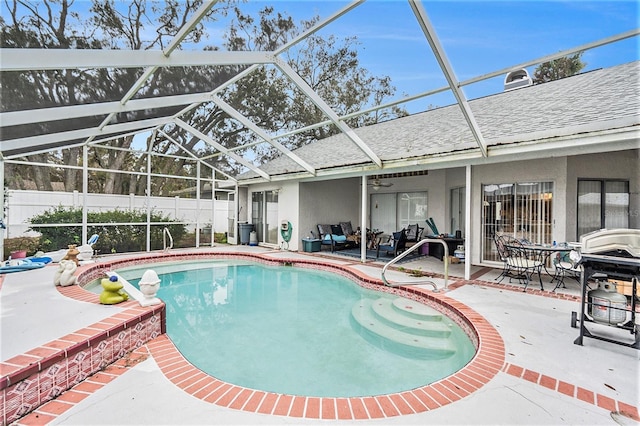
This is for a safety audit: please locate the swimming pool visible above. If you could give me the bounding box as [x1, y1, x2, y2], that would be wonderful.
[109, 259, 476, 397]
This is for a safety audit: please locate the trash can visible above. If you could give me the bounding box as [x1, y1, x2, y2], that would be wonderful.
[302, 238, 321, 253]
[239, 223, 254, 245]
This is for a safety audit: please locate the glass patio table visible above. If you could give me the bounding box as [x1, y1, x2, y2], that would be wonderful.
[505, 242, 572, 279]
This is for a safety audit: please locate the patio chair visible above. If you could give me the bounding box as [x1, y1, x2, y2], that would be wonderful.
[507, 239, 544, 291]
[317, 224, 350, 252]
[551, 251, 581, 292]
[404, 224, 424, 249]
[493, 233, 515, 283]
[377, 229, 407, 259]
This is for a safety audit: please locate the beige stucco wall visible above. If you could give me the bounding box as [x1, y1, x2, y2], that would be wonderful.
[245, 149, 638, 262]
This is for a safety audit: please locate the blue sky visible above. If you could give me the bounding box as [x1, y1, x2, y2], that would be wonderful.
[221, 1, 639, 113]
[3, 0, 636, 114]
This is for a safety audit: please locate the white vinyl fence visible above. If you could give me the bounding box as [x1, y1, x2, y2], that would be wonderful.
[4, 190, 229, 239]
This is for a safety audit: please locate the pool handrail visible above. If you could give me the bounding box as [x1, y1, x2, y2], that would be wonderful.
[163, 227, 174, 252]
[381, 238, 449, 291]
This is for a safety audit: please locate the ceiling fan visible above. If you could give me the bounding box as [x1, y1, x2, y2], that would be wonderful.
[368, 179, 393, 191]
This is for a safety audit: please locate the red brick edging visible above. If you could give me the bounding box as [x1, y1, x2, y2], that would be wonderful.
[10, 251, 635, 423]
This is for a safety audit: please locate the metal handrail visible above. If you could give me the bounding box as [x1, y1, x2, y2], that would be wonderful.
[163, 227, 174, 252]
[381, 238, 450, 291]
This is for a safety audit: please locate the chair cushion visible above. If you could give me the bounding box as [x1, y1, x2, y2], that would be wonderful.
[331, 224, 344, 236]
[324, 234, 347, 242]
[340, 221, 354, 236]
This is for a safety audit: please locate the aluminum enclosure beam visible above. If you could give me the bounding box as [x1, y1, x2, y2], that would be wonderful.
[211, 95, 316, 175]
[0, 117, 171, 153]
[0, 93, 215, 127]
[410, 0, 489, 157]
[275, 59, 383, 168]
[0, 49, 275, 71]
[173, 118, 271, 180]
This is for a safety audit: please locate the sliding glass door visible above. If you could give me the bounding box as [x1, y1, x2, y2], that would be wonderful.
[251, 191, 279, 244]
[370, 191, 427, 234]
[482, 182, 553, 262]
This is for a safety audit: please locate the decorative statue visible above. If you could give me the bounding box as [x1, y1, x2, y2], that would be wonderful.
[53, 261, 65, 286]
[138, 269, 162, 307]
[63, 244, 80, 266]
[55, 260, 77, 287]
[99, 275, 129, 305]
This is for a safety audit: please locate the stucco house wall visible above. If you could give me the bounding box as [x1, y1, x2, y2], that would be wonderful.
[245, 149, 638, 265]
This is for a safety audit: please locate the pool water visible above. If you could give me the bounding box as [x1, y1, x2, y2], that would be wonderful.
[119, 260, 475, 397]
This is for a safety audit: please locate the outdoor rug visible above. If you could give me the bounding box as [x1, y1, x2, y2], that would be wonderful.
[335, 247, 422, 264]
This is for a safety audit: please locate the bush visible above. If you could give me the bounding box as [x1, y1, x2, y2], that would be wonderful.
[3, 236, 41, 258]
[29, 206, 187, 254]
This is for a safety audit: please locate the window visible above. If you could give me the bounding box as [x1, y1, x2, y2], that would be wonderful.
[370, 191, 427, 233]
[577, 179, 629, 237]
[482, 182, 553, 262]
[397, 192, 428, 230]
[450, 187, 466, 238]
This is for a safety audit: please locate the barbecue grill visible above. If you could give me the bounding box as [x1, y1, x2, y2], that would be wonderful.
[572, 228, 640, 349]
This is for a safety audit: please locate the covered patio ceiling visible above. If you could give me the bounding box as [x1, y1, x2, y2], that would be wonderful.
[1, 0, 638, 185]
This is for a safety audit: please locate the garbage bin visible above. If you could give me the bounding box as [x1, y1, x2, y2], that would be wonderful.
[301, 238, 321, 253]
[239, 223, 254, 245]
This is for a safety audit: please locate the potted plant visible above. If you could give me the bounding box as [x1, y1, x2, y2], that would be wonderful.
[4, 236, 40, 259]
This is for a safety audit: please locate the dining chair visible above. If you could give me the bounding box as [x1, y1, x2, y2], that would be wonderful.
[376, 229, 407, 259]
[507, 239, 544, 291]
[493, 233, 515, 283]
[551, 251, 581, 292]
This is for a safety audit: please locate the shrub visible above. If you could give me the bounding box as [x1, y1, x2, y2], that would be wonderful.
[29, 206, 186, 254]
[3, 236, 41, 258]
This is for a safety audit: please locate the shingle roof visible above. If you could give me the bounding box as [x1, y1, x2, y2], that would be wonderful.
[239, 61, 639, 181]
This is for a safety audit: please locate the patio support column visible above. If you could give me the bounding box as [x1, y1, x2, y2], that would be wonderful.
[465, 165, 472, 280]
[360, 175, 368, 262]
[196, 162, 201, 248]
[0, 158, 4, 261]
[146, 147, 152, 252]
[82, 145, 88, 246]
[211, 168, 215, 247]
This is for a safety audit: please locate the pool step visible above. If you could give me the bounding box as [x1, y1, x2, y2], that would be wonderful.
[351, 297, 456, 359]
[370, 298, 452, 337]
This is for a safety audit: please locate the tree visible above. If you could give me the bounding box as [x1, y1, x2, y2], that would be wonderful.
[172, 6, 408, 170]
[532, 52, 586, 84]
[1, 2, 407, 189]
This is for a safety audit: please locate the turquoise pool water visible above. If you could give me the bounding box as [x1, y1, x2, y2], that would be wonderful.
[116, 260, 475, 397]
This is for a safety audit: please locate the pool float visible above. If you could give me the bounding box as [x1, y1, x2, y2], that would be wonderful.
[100, 275, 129, 305]
[29, 256, 52, 264]
[0, 258, 46, 274]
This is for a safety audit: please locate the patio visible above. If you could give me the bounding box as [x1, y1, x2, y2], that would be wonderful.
[2, 246, 638, 425]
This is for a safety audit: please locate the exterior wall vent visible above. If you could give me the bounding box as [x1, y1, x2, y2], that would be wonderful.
[504, 69, 533, 92]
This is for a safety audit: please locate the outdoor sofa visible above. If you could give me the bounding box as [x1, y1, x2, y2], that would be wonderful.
[316, 222, 359, 252]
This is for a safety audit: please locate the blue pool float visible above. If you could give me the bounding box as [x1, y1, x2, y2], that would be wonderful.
[0, 258, 47, 274]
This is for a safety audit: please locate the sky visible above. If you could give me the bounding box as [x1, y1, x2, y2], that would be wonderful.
[2, 0, 637, 132]
[211, 0, 639, 113]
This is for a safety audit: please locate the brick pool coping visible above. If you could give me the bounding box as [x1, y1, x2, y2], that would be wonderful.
[5, 251, 639, 423]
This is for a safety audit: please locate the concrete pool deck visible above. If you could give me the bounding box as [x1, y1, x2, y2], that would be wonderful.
[2, 246, 639, 425]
